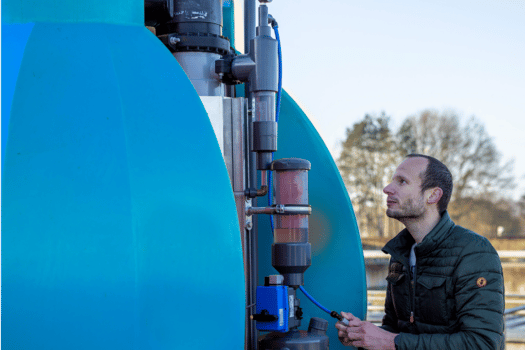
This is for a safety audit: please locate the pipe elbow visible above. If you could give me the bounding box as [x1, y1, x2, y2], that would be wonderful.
[257, 185, 269, 197]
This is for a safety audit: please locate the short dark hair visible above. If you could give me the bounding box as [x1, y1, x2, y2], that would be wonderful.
[406, 154, 453, 214]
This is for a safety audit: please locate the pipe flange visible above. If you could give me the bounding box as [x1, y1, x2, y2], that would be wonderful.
[159, 32, 230, 56]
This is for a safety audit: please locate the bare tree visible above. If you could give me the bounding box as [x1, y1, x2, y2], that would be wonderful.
[338, 113, 403, 238]
[397, 110, 515, 222]
[451, 197, 522, 238]
[337, 109, 519, 239]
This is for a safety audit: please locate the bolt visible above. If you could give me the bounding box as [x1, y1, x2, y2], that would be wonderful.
[246, 221, 253, 230]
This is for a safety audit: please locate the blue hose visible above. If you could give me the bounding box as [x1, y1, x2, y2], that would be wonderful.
[299, 286, 331, 315]
[267, 26, 343, 324]
[268, 26, 342, 323]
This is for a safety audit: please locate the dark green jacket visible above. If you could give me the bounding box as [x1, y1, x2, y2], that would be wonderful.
[381, 212, 505, 350]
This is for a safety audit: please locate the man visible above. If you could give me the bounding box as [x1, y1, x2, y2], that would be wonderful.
[336, 154, 504, 349]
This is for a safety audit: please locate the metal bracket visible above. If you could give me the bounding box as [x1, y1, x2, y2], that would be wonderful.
[245, 198, 253, 230]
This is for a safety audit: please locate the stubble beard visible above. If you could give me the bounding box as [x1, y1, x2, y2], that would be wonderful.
[386, 196, 426, 223]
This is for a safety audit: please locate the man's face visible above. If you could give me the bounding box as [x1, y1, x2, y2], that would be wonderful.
[383, 157, 429, 221]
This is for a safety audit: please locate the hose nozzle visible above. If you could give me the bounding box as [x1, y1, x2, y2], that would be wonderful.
[331, 311, 349, 326]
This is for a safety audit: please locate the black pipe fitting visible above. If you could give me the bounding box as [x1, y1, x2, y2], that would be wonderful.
[268, 14, 278, 28]
[245, 185, 268, 198]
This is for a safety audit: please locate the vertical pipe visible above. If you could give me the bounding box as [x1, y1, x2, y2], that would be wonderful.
[244, 0, 256, 196]
[244, 0, 255, 111]
[244, 3, 257, 349]
[244, 0, 256, 56]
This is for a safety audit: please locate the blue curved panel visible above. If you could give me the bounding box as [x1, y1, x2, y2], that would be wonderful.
[2, 0, 142, 25]
[2, 23, 244, 349]
[257, 90, 366, 349]
[1, 23, 35, 169]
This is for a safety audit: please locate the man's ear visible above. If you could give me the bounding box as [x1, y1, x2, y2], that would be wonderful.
[427, 187, 443, 205]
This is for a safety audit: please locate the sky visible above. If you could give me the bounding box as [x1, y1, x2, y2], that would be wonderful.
[235, 0, 525, 199]
[3, 1, 524, 197]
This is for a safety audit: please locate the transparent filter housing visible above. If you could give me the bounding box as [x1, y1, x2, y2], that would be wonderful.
[271, 158, 312, 287]
[274, 168, 309, 243]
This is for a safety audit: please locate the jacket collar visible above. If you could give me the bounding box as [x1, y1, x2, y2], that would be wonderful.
[382, 212, 455, 264]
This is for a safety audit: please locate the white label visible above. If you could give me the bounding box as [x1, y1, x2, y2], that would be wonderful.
[289, 296, 294, 318]
[279, 308, 284, 327]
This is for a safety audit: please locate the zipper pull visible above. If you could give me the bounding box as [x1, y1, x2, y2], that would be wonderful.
[410, 311, 414, 323]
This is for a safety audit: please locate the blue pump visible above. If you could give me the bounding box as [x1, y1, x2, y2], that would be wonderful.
[255, 285, 290, 332]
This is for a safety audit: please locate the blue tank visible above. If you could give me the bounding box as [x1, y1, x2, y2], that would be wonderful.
[1, 1, 245, 349]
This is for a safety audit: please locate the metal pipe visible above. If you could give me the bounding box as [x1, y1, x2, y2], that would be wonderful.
[260, 169, 268, 187]
[244, 2, 258, 349]
[257, 3, 269, 29]
[244, 0, 256, 55]
[246, 205, 312, 216]
[244, 0, 256, 105]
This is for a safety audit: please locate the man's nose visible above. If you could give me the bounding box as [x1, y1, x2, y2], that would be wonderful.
[383, 183, 394, 195]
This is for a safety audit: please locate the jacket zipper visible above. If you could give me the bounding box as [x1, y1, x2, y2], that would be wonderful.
[410, 285, 415, 323]
[386, 248, 416, 325]
[410, 265, 416, 324]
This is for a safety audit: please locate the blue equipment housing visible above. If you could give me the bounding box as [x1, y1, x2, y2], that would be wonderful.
[255, 286, 289, 332]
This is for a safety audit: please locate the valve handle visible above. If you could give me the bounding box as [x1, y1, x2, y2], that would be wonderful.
[251, 309, 278, 322]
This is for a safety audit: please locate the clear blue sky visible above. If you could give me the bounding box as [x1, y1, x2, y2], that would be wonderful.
[237, 0, 525, 198]
[4, 1, 523, 198]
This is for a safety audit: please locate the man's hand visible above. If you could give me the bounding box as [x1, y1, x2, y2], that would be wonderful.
[335, 312, 397, 350]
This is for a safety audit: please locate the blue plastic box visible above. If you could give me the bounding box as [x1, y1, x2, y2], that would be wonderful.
[255, 286, 289, 332]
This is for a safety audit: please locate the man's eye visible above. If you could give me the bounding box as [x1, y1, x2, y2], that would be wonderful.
[400, 179, 407, 184]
